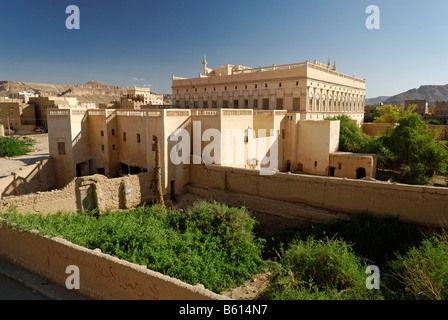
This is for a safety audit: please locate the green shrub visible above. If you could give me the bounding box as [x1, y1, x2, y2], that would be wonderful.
[0, 136, 35, 157]
[325, 115, 370, 152]
[263, 213, 423, 268]
[0, 201, 265, 294]
[261, 237, 382, 300]
[389, 234, 448, 300]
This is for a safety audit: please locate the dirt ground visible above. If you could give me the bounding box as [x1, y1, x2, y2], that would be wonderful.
[0, 133, 49, 178]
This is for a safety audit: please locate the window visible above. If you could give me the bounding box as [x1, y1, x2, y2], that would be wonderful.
[293, 98, 300, 111]
[223, 100, 228, 108]
[194, 101, 198, 108]
[123, 132, 126, 142]
[245, 85, 247, 89]
[253, 99, 258, 109]
[224, 86, 227, 91]
[137, 134, 141, 143]
[233, 100, 239, 108]
[101, 145, 105, 152]
[314, 161, 317, 167]
[296, 81, 299, 86]
[112, 144, 116, 151]
[204, 88, 206, 92]
[203, 101, 208, 108]
[244, 100, 249, 108]
[195, 88, 197, 92]
[186, 89, 189, 93]
[276, 98, 283, 110]
[176, 100, 180, 107]
[279, 83, 282, 87]
[262, 99, 269, 110]
[58, 142, 65, 155]
[111, 129, 115, 135]
[235, 86, 237, 90]
[185, 101, 190, 108]
[255, 84, 258, 89]
[100, 131, 104, 137]
[212, 100, 217, 108]
[265, 84, 268, 88]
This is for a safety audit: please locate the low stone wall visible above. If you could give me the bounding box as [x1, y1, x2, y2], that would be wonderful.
[189, 165, 448, 228]
[361, 123, 397, 137]
[0, 219, 226, 300]
[0, 172, 155, 215]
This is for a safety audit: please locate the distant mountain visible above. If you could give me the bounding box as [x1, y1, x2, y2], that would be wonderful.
[0, 80, 170, 104]
[365, 96, 391, 106]
[383, 84, 448, 107]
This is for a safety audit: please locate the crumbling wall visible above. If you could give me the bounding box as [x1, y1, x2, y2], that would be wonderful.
[0, 220, 227, 300]
[0, 159, 56, 199]
[0, 172, 155, 214]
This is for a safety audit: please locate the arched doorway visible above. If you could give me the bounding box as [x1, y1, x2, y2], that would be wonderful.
[356, 167, 366, 179]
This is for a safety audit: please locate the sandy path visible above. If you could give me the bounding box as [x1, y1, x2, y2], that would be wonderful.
[0, 134, 49, 178]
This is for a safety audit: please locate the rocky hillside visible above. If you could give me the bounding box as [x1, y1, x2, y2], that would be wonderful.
[383, 84, 448, 107]
[0, 80, 170, 104]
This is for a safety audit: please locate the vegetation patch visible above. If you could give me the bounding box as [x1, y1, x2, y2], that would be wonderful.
[327, 111, 448, 185]
[1, 202, 446, 300]
[0, 136, 35, 157]
[0, 201, 266, 294]
[260, 237, 381, 300]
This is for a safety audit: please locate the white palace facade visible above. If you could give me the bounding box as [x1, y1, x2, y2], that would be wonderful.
[171, 57, 366, 125]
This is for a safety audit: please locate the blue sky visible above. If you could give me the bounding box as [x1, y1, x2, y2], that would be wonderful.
[1, 0, 448, 98]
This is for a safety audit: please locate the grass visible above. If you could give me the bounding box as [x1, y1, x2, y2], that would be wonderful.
[1, 202, 446, 300]
[0, 201, 265, 294]
[0, 136, 35, 157]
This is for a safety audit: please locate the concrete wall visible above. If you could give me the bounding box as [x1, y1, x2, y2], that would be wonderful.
[188, 165, 448, 228]
[0, 159, 56, 199]
[0, 221, 226, 300]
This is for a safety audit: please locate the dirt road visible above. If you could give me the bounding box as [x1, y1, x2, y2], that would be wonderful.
[0, 133, 49, 178]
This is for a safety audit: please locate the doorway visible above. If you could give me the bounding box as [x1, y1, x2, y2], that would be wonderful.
[356, 167, 366, 179]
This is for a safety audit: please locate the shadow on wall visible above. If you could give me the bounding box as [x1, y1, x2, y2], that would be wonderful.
[0, 159, 56, 199]
[0, 171, 156, 215]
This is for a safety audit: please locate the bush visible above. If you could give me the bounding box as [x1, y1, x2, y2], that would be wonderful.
[0, 136, 35, 157]
[389, 234, 448, 300]
[325, 115, 370, 152]
[0, 201, 266, 294]
[261, 237, 382, 300]
[263, 213, 423, 268]
[377, 113, 448, 185]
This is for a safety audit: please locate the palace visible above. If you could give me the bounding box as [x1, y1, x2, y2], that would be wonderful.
[172, 57, 366, 125]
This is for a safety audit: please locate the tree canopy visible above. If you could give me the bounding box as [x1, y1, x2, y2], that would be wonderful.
[327, 112, 448, 185]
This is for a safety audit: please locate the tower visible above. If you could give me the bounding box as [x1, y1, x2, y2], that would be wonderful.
[202, 55, 208, 76]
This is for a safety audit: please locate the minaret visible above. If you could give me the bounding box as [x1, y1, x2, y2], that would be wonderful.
[202, 55, 208, 76]
[327, 58, 331, 69]
[332, 61, 337, 71]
